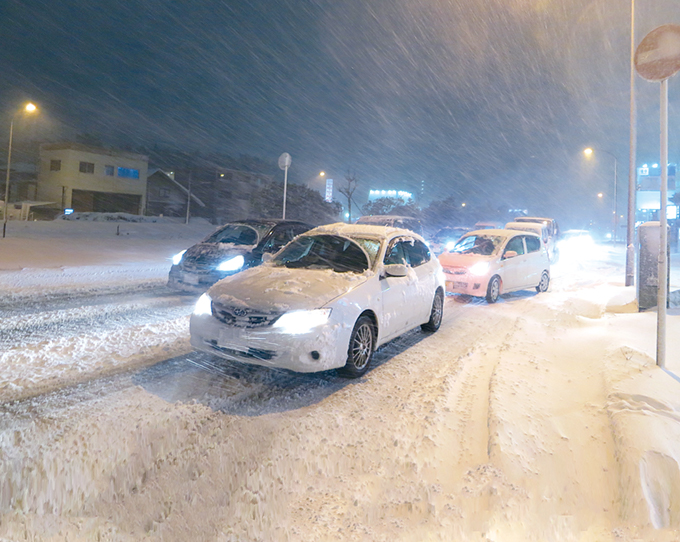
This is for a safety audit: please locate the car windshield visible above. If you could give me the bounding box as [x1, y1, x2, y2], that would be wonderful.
[272, 234, 370, 273]
[205, 223, 270, 245]
[451, 234, 504, 255]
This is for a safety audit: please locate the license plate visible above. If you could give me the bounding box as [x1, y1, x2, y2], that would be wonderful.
[218, 327, 241, 346]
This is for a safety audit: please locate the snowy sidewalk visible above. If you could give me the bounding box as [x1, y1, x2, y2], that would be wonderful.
[0, 221, 214, 297]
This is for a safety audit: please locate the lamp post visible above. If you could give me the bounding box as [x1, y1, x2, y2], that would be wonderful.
[3, 102, 38, 238]
[584, 147, 618, 242]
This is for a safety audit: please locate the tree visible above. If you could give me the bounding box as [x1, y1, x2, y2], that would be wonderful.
[250, 181, 341, 225]
[421, 196, 460, 232]
[361, 197, 402, 216]
[338, 172, 359, 223]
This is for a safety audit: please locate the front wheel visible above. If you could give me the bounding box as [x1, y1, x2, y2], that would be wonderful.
[486, 275, 501, 304]
[536, 271, 550, 293]
[421, 289, 444, 332]
[339, 315, 375, 378]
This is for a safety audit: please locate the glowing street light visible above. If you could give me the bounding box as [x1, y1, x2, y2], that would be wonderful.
[319, 171, 325, 177]
[3, 102, 38, 238]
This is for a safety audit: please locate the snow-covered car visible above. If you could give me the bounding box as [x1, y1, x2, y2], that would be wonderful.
[354, 215, 424, 237]
[168, 219, 313, 292]
[429, 226, 472, 255]
[190, 223, 445, 377]
[514, 216, 560, 262]
[438, 229, 550, 303]
[505, 221, 558, 263]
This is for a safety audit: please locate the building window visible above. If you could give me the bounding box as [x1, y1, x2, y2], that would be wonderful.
[105, 165, 114, 176]
[117, 167, 139, 179]
[50, 159, 61, 171]
[159, 188, 170, 198]
[79, 161, 95, 174]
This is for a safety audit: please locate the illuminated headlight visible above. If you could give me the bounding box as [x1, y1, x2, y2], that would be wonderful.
[172, 249, 187, 265]
[194, 293, 213, 316]
[446, 241, 456, 251]
[469, 261, 490, 276]
[217, 255, 245, 272]
[273, 308, 332, 334]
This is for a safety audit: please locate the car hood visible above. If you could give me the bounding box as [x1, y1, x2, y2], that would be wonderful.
[207, 264, 371, 313]
[438, 252, 495, 268]
[184, 242, 256, 262]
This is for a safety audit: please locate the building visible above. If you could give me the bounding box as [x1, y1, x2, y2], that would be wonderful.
[636, 163, 677, 222]
[37, 143, 149, 214]
[146, 169, 206, 218]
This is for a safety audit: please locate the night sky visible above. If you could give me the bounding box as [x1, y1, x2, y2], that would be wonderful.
[1, 0, 678, 227]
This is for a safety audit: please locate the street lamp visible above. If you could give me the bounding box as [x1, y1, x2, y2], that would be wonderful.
[3, 102, 38, 238]
[584, 147, 618, 242]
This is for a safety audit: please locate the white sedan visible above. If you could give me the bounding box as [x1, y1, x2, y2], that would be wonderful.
[438, 229, 550, 303]
[190, 223, 446, 377]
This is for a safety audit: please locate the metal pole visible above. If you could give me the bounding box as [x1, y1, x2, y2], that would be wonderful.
[613, 157, 618, 242]
[657, 78, 668, 369]
[185, 172, 192, 225]
[625, 0, 636, 286]
[282, 165, 288, 219]
[2, 118, 14, 239]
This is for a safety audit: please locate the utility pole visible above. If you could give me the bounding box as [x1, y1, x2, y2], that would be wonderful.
[339, 172, 358, 223]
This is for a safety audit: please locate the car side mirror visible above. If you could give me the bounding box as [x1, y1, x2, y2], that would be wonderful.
[383, 263, 409, 277]
[262, 252, 274, 263]
[503, 250, 518, 259]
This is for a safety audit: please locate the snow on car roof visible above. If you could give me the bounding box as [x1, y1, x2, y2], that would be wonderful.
[465, 228, 541, 238]
[309, 222, 422, 239]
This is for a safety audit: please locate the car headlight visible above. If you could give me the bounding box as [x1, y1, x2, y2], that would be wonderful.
[217, 255, 245, 272]
[273, 308, 332, 334]
[445, 241, 456, 251]
[193, 293, 213, 316]
[172, 249, 187, 265]
[469, 261, 490, 276]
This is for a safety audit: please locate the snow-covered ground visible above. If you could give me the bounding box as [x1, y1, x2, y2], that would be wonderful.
[1, 219, 680, 541]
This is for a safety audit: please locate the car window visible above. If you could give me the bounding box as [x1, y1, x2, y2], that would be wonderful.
[505, 236, 525, 256]
[261, 226, 294, 252]
[273, 234, 369, 273]
[206, 224, 260, 245]
[351, 237, 381, 267]
[452, 234, 501, 255]
[384, 241, 408, 265]
[405, 239, 430, 267]
[525, 235, 541, 253]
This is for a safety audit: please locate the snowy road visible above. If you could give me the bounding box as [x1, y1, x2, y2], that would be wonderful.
[1, 243, 680, 540]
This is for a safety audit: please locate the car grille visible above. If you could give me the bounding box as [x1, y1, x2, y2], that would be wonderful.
[443, 267, 467, 275]
[206, 340, 277, 361]
[211, 302, 281, 328]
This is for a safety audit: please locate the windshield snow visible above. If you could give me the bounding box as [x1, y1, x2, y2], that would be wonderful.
[204, 224, 268, 245]
[452, 234, 504, 255]
[273, 234, 371, 273]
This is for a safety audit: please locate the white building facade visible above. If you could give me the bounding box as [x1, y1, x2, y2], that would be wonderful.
[38, 143, 149, 214]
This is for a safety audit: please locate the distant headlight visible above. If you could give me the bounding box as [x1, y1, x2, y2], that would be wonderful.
[217, 255, 245, 272]
[469, 261, 490, 276]
[194, 293, 212, 316]
[172, 249, 187, 265]
[273, 308, 332, 334]
[446, 241, 456, 251]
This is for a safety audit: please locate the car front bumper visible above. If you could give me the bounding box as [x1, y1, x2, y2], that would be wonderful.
[443, 272, 488, 297]
[189, 312, 350, 373]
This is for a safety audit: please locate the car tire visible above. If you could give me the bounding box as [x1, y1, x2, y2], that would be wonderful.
[486, 275, 501, 304]
[536, 271, 550, 293]
[421, 289, 444, 332]
[339, 315, 375, 378]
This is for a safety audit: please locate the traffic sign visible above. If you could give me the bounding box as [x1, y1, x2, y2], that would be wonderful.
[635, 24, 680, 82]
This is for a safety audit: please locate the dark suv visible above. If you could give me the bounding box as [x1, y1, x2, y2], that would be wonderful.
[168, 219, 313, 292]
